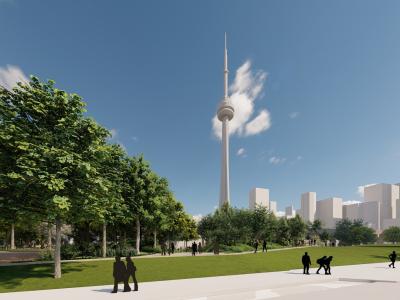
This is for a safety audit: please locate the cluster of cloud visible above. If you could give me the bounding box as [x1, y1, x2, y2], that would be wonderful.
[357, 183, 376, 198]
[236, 148, 246, 157]
[269, 156, 286, 165]
[342, 200, 362, 206]
[108, 128, 127, 151]
[289, 112, 300, 119]
[0, 65, 28, 90]
[212, 60, 270, 139]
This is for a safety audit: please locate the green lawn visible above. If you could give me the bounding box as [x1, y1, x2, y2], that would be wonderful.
[0, 245, 398, 293]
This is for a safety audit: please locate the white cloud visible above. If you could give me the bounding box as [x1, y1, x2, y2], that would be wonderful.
[192, 214, 203, 223]
[357, 183, 376, 198]
[0, 65, 28, 90]
[296, 155, 303, 161]
[131, 136, 138, 142]
[212, 60, 270, 139]
[289, 112, 300, 119]
[269, 156, 286, 165]
[109, 128, 118, 140]
[343, 200, 361, 206]
[108, 128, 126, 151]
[276, 211, 285, 217]
[236, 147, 246, 157]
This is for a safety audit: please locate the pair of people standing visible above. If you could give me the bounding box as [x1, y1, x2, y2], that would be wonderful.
[112, 256, 138, 293]
[254, 240, 268, 253]
[301, 252, 333, 275]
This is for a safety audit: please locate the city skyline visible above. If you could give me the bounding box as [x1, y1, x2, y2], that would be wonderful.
[1, 1, 400, 217]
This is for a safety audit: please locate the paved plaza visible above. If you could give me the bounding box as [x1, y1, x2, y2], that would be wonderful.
[1, 262, 399, 300]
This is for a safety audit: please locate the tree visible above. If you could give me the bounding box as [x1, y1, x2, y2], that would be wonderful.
[334, 219, 376, 245]
[0, 78, 111, 278]
[287, 215, 307, 245]
[383, 226, 400, 244]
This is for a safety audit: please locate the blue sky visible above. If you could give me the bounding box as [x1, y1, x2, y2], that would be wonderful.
[1, 0, 400, 216]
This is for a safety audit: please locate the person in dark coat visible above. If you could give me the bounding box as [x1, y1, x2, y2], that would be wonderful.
[112, 256, 130, 293]
[126, 255, 138, 291]
[389, 251, 397, 268]
[316, 256, 327, 274]
[254, 240, 259, 253]
[302, 252, 311, 274]
[192, 242, 197, 256]
[161, 242, 167, 256]
[262, 240, 267, 253]
[198, 242, 202, 254]
[324, 256, 333, 275]
[170, 242, 175, 254]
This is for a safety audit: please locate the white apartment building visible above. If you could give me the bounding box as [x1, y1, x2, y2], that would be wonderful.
[315, 197, 343, 229]
[249, 188, 270, 210]
[285, 205, 296, 219]
[300, 192, 316, 223]
[364, 183, 399, 230]
[342, 201, 381, 232]
[270, 201, 277, 214]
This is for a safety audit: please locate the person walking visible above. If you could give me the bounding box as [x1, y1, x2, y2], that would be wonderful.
[254, 240, 259, 253]
[192, 242, 197, 256]
[262, 240, 267, 253]
[302, 252, 311, 275]
[389, 251, 397, 268]
[198, 242, 202, 254]
[324, 256, 333, 275]
[316, 256, 327, 274]
[126, 255, 138, 291]
[170, 242, 175, 254]
[111, 256, 131, 293]
[161, 242, 167, 256]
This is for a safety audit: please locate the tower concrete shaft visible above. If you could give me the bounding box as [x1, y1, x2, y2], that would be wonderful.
[217, 33, 234, 208]
[219, 117, 230, 207]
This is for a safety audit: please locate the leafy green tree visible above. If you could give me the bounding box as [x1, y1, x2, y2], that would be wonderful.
[334, 219, 376, 245]
[275, 218, 290, 246]
[383, 226, 400, 244]
[287, 215, 307, 245]
[0, 78, 111, 278]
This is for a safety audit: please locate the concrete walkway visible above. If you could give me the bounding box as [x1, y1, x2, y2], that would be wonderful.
[1, 262, 399, 300]
[0, 246, 306, 267]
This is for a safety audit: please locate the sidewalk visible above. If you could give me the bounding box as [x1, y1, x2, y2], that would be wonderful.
[0, 246, 306, 267]
[1, 262, 398, 300]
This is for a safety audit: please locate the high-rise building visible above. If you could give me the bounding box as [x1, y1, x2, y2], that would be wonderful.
[315, 197, 343, 229]
[249, 188, 269, 210]
[217, 34, 235, 208]
[364, 183, 399, 229]
[270, 201, 277, 214]
[285, 205, 296, 219]
[300, 192, 316, 223]
[342, 202, 380, 231]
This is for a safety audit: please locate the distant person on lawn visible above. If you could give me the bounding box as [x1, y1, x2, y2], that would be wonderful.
[254, 240, 259, 253]
[302, 252, 311, 274]
[192, 242, 198, 256]
[170, 242, 175, 254]
[126, 255, 138, 291]
[198, 242, 202, 254]
[389, 251, 397, 268]
[161, 242, 167, 256]
[112, 256, 131, 293]
[262, 240, 267, 253]
[316, 256, 327, 274]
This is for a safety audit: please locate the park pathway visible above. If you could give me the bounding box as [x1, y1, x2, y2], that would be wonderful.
[1, 262, 399, 300]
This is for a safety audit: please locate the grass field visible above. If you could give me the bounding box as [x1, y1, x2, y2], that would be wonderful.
[0, 245, 398, 293]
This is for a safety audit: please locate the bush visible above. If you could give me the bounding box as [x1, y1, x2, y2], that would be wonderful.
[61, 244, 80, 260]
[141, 246, 161, 253]
[106, 246, 137, 258]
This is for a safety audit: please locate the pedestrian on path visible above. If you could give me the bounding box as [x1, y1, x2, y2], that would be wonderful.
[198, 242, 202, 254]
[324, 256, 333, 275]
[302, 252, 311, 275]
[170, 242, 175, 254]
[316, 256, 327, 274]
[389, 251, 397, 268]
[262, 240, 267, 253]
[126, 255, 138, 291]
[111, 256, 131, 293]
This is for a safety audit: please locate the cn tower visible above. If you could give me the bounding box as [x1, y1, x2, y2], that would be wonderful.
[217, 34, 234, 208]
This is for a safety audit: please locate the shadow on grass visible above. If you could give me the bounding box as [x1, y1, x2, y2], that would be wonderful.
[0, 263, 96, 291]
[369, 255, 389, 260]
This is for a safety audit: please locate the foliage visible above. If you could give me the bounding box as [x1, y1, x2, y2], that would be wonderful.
[382, 226, 400, 244]
[334, 219, 377, 245]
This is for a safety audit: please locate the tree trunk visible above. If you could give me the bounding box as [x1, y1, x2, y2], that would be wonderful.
[102, 223, 107, 258]
[10, 223, 15, 250]
[135, 218, 140, 255]
[54, 218, 62, 279]
[47, 223, 52, 249]
[153, 229, 157, 248]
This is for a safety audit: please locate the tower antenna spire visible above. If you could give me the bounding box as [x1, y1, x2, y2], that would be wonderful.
[224, 32, 228, 99]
